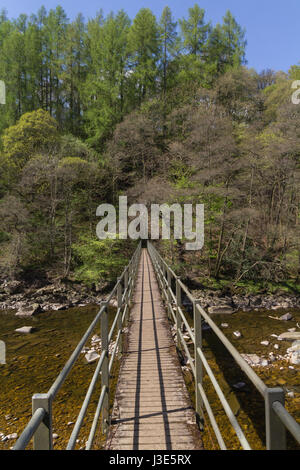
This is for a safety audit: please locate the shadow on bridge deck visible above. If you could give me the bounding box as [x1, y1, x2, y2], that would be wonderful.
[105, 249, 202, 450]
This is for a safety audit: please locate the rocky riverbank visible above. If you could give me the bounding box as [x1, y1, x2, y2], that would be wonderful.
[0, 278, 299, 316]
[189, 290, 300, 313]
[0, 279, 106, 314]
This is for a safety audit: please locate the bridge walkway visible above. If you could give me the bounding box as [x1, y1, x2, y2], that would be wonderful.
[105, 249, 202, 450]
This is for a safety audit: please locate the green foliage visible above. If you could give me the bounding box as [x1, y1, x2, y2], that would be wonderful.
[2, 109, 58, 169]
[0, 5, 299, 291]
[72, 236, 133, 286]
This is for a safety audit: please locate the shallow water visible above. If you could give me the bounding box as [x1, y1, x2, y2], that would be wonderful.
[182, 307, 300, 450]
[0, 305, 299, 450]
[0, 305, 119, 450]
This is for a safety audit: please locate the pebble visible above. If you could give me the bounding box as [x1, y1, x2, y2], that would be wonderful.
[84, 351, 100, 364]
[53, 434, 59, 439]
[221, 323, 229, 328]
[233, 331, 242, 338]
[274, 344, 279, 350]
[233, 382, 246, 389]
[261, 341, 269, 346]
[280, 313, 293, 321]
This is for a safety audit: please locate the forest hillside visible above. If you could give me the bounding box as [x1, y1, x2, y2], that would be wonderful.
[0, 5, 299, 294]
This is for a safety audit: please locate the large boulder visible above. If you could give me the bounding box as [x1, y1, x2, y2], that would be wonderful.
[15, 303, 42, 317]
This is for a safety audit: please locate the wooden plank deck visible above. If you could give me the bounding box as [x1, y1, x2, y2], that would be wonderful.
[105, 249, 202, 451]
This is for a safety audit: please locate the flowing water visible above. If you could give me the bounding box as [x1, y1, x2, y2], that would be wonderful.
[0, 305, 119, 450]
[0, 305, 299, 450]
[182, 307, 300, 450]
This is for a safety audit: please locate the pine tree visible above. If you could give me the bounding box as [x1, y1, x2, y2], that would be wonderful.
[159, 7, 178, 97]
[179, 4, 211, 57]
[128, 8, 160, 105]
[83, 10, 130, 147]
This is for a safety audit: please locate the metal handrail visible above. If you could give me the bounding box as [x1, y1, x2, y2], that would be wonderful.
[13, 408, 46, 450]
[272, 401, 300, 445]
[147, 241, 300, 450]
[13, 242, 142, 450]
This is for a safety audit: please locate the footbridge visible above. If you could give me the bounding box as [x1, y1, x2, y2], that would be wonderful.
[13, 243, 300, 450]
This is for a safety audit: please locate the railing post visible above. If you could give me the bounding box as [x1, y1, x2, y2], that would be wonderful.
[176, 277, 182, 350]
[264, 387, 286, 450]
[194, 300, 204, 430]
[101, 301, 109, 434]
[167, 269, 172, 319]
[124, 269, 129, 305]
[32, 393, 53, 450]
[124, 268, 129, 323]
[117, 279, 123, 356]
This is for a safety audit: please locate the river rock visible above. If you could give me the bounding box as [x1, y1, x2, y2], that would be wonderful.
[289, 352, 300, 365]
[278, 332, 300, 342]
[6, 433, 18, 440]
[233, 331, 242, 338]
[15, 303, 42, 317]
[241, 354, 261, 366]
[287, 341, 300, 353]
[2, 280, 22, 295]
[15, 326, 35, 334]
[84, 351, 100, 364]
[208, 305, 234, 315]
[280, 313, 293, 321]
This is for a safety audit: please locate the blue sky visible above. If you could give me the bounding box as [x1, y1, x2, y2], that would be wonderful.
[2, 0, 300, 72]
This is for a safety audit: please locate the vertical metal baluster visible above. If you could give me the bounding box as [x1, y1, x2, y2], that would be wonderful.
[176, 277, 182, 349]
[194, 300, 204, 430]
[167, 269, 172, 320]
[101, 301, 109, 434]
[117, 279, 123, 356]
[124, 268, 129, 323]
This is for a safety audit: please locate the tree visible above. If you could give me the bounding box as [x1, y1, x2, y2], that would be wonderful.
[63, 14, 87, 135]
[179, 5, 211, 56]
[2, 109, 59, 171]
[159, 7, 178, 97]
[83, 10, 131, 147]
[128, 8, 160, 105]
[206, 11, 247, 78]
